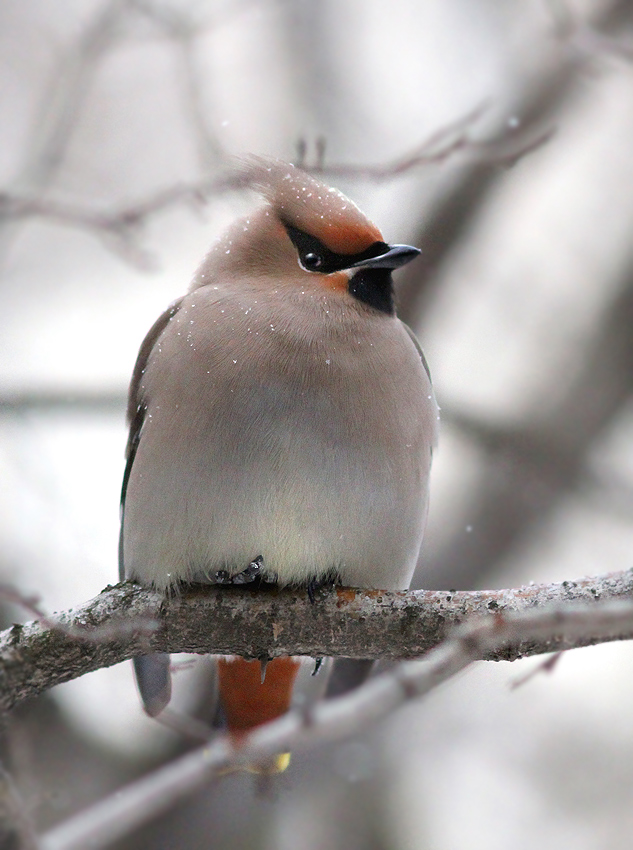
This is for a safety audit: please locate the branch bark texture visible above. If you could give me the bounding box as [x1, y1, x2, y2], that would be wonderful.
[39, 599, 633, 850]
[2, 569, 633, 711]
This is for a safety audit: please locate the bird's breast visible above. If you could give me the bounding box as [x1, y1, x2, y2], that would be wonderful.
[124, 285, 435, 590]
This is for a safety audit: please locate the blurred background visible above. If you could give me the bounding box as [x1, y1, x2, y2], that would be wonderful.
[2, 0, 633, 847]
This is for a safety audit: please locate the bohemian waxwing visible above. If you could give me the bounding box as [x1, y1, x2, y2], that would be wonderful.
[119, 157, 438, 751]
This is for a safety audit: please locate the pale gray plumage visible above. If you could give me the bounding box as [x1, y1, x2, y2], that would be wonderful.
[119, 157, 438, 714]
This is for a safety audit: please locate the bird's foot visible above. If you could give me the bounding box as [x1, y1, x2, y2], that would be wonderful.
[306, 572, 339, 604]
[212, 555, 277, 586]
[213, 555, 263, 585]
[312, 657, 324, 677]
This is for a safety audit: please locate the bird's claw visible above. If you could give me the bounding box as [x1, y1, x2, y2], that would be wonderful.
[213, 555, 266, 585]
[306, 572, 339, 604]
[213, 570, 233, 585]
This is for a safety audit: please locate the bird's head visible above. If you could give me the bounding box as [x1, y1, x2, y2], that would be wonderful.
[193, 157, 420, 315]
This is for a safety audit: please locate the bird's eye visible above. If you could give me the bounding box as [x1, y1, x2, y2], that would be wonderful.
[303, 252, 323, 270]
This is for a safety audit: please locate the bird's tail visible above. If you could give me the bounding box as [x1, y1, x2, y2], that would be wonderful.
[217, 656, 300, 773]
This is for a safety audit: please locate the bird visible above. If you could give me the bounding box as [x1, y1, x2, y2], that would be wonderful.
[119, 156, 438, 766]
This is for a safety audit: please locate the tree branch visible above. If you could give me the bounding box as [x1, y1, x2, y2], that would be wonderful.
[0, 108, 552, 265]
[2, 569, 633, 712]
[38, 598, 633, 850]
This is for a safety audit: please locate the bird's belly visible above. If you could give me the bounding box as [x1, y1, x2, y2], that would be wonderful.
[123, 378, 429, 592]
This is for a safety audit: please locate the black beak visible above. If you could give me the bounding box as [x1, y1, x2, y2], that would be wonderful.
[351, 243, 420, 271]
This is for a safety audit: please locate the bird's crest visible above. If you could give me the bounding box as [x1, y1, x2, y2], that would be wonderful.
[238, 156, 383, 255]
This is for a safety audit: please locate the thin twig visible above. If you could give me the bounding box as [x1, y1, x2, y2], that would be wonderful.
[546, 0, 633, 63]
[510, 650, 564, 689]
[0, 108, 552, 260]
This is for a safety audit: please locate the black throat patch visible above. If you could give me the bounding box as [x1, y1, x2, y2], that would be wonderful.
[348, 268, 395, 315]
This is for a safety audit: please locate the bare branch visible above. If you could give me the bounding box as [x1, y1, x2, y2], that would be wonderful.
[0, 583, 159, 644]
[0, 389, 126, 413]
[1, 569, 633, 712]
[39, 599, 633, 850]
[315, 115, 554, 179]
[0, 109, 552, 262]
[14, 0, 128, 190]
[510, 650, 564, 690]
[125, 0, 228, 167]
[546, 0, 633, 63]
[174, 34, 226, 169]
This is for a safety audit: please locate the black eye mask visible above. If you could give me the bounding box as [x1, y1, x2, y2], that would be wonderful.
[283, 223, 389, 274]
[283, 222, 420, 315]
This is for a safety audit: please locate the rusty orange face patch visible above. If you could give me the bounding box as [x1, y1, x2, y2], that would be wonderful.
[319, 271, 349, 292]
[310, 219, 383, 256]
[245, 156, 384, 256]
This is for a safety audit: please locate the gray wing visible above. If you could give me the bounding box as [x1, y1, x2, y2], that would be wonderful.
[402, 321, 433, 383]
[119, 298, 183, 581]
[402, 320, 439, 452]
[119, 298, 183, 716]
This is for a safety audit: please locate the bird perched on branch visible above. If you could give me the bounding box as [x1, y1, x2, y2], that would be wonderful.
[119, 157, 438, 768]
